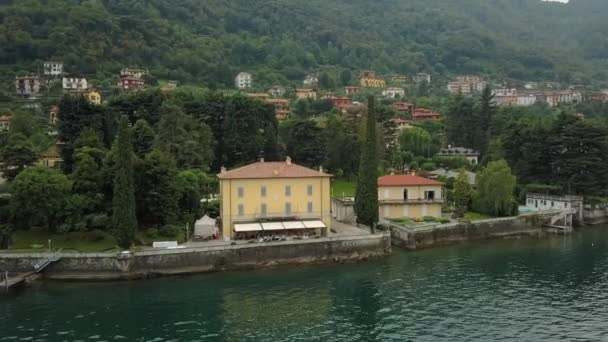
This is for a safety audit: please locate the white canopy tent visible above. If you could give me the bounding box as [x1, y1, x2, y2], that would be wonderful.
[194, 215, 217, 238]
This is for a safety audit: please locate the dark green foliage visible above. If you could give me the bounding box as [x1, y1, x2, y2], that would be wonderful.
[453, 169, 472, 218]
[132, 119, 155, 158]
[111, 116, 137, 249]
[57, 95, 107, 173]
[323, 115, 360, 177]
[0, 133, 37, 181]
[474, 160, 516, 217]
[284, 119, 325, 167]
[3, 0, 608, 87]
[10, 167, 72, 233]
[137, 149, 179, 227]
[354, 96, 379, 230]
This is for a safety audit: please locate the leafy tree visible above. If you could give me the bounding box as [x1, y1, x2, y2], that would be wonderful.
[318, 72, 335, 89]
[284, 119, 325, 167]
[112, 116, 137, 249]
[398, 126, 433, 157]
[445, 95, 477, 149]
[354, 96, 379, 232]
[132, 119, 155, 158]
[453, 169, 472, 218]
[340, 69, 352, 86]
[475, 85, 498, 155]
[10, 167, 71, 232]
[137, 149, 179, 226]
[0, 133, 37, 181]
[176, 170, 216, 222]
[474, 160, 516, 217]
[323, 115, 360, 176]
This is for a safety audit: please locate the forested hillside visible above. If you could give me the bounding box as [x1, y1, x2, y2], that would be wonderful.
[2, 0, 608, 88]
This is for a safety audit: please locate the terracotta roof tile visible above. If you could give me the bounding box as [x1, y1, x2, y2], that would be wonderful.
[218, 161, 331, 179]
[378, 174, 443, 186]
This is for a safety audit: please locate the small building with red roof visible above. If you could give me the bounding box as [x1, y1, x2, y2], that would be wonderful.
[413, 108, 442, 121]
[378, 174, 444, 219]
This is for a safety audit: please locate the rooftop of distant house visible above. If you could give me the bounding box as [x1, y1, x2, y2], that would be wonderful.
[218, 158, 331, 180]
[378, 174, 443, 187]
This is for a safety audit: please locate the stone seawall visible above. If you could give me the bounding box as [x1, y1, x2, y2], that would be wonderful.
[390, 215, 552, 250]
[0, 234, 391, 280]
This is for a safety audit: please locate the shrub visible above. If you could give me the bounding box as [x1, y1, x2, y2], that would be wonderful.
[146, 228, 159, 239]
[88, 214, 110, 230]
[438, 218, 450, 224]
[423, 216, 437, 222]
[159, 225, 180, 238]
[87, 229, 108, 242]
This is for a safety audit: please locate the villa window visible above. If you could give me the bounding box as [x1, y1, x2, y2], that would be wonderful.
[307, 202, 313, 213]
[238, 204, 244, 216]
[285, 202, 292, 215]
[403, 189, 408, 201]
[307, 185, 313, 196]
[261, 186, 267, 197]
[238, 187, 244, 198]
[285, 185, 291, 196]
[424, 191, 435, 201]
[261, 204, 267, 216]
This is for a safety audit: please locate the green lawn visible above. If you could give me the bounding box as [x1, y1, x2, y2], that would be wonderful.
[332, 179, 357, 197]
[9, 228, 118, 252]
[464, 212, 491, 221]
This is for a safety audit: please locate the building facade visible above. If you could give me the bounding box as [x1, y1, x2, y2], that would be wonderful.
[44, 61, 63, 76]
[436, 147, 479, 165]
[525, 193, 584, 220]
[85, 89, 102, 105]
[359, 71, 385, 88]
[0, 115, 12, 131]
[15, 76, 41, 97]
[382, 87, 405, 99]
[218, 158, 332, 240]
[235, 72, 252, 89]
[378, 174, 443, 219]
[295, 88, 317, 100]
[344, 86, 360, 95]
[413, 73, 431, 84]
[62, 76, 88, 91]
[413, 108, 441, 121]
[268, 86, 286, 97]
[303, 74, 318, 87]
[266, 98, 290, 120]
[447, 76, 486, 95]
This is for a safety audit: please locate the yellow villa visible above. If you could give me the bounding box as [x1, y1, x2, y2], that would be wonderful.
[378, 174, 444, 219]
[218, 157, 332, 240]
[85, 89, 102, 105]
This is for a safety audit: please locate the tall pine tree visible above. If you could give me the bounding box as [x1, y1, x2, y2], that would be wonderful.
[112, 116, 137, 249]
[354, 96, 379, 232]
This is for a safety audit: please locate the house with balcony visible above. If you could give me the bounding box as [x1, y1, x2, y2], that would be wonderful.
[268, 85, 286, 97]
[331, 97, 352, 107]
[378, 174, 444, 219]
[0, 115, 12, 131]
[303, 74, 319, 87]
[266, 98, 290, 120]
[436, 146, 480, 165]
[413, 73, 431, 84]
[447, 76, 486, 95]
[590, 90, 608, 103]
[217, 157, 332, 240]
[394, 102, 414, 114]
[359, 71, 385, 88]
[15, 76, 41, 97]
[413, 108, 441, 121]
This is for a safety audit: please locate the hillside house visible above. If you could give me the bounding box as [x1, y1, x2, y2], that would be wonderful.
[413, 73, 431, 84]
[43, 61, 63, 77]
[235, 72, 252, 89]
[15, 76, 41, 97]
[436, 146, 479, 165]
[49, 106, 59, 125]
[525, 193, 583, 219]
[344, 86, 360, 95]
[0, 116, 12, 131]
[217, 157, 332, 240]
[590, 90, 608, 102]
[382, 87, 405, 99]
[393, 102, 414, 114]
[119, 77, 145, 91]
[320, 92, 336, 100]
[331, 97, 352, 107]
[447, 75, 486, 95]
[378, 174, 444, 220]
[161, 81, 178, 92]
[268, 86, 286, 97]
[62, 75, 88, 91]
[120, 68, 147, 79]
[303, 74, 319, 87]
[391, 74, 409, 83]
[247, 93, 271, 101]
[37, 145, 63, 169]
[359, 71, 385, 88]
[266, 98, 290, 120]
[389, 118, 413, 131]
[85, 89, 102, 105]
[413, 108, 441, 121]
[295, 88, 317, 100]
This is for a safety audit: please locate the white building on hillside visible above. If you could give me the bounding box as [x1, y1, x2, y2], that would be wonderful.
[62, 75, 88, 91]
[235, 72, 252, 89]
[44, 61, 63, 76]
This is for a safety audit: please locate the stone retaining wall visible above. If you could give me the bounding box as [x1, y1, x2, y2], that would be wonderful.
[584, 204, 608, 225]
[0, 234, 391, 279]
[390, 215, 552, 250]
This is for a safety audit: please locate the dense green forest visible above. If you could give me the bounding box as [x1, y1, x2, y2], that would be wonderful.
[2, 0, 608, 91]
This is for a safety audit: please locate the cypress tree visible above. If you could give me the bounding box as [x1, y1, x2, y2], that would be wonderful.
[354, 96, 379, 233]
[112, 116, 137, 249]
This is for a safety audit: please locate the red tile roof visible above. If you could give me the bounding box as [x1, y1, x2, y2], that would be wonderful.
[218, 161, 331, 179]
[378, 174, 443, 186]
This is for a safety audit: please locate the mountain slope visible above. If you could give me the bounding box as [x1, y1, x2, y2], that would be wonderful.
[1, 0, 607, 88]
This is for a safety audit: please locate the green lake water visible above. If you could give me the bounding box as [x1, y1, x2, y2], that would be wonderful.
[3, 227, 608, 341]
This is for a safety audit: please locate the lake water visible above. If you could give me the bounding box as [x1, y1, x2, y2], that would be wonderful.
[2, 227, 608, 341]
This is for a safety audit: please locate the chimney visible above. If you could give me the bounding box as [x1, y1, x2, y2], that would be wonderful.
[286, 156, 292, 165]
[319, 166, 324, 173]
[260, 157, 265, 163]
[220, 166, 227, 174]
